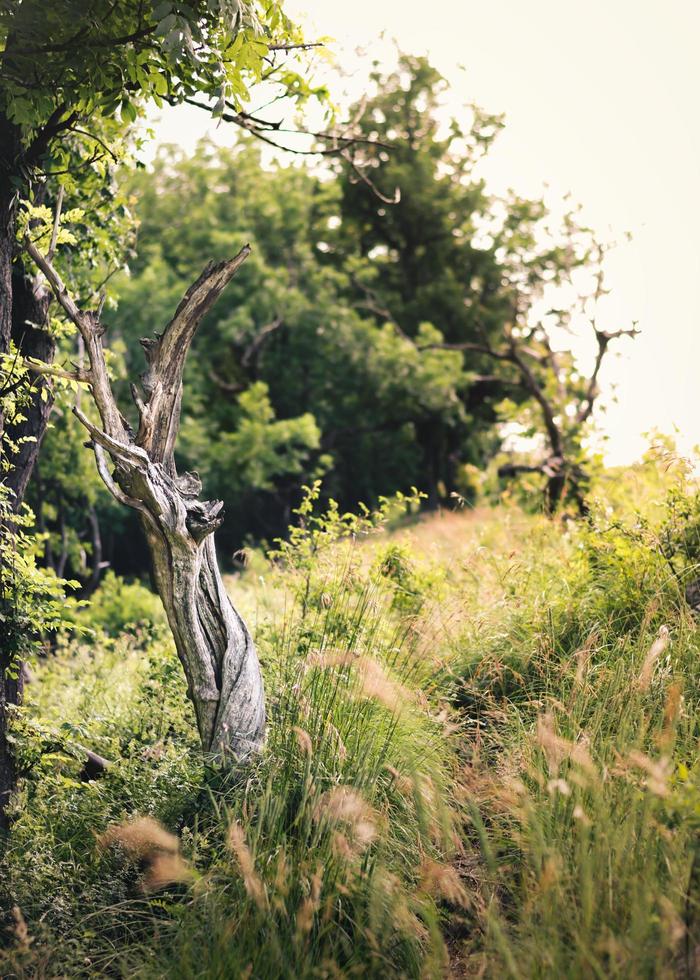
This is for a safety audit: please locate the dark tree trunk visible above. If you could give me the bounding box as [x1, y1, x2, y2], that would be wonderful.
[0, 114, 25, 832]
[544, 472, 566, 515]
[0, 205, 54, 834]
[0, 631, 23, 833]
[4, 261, 55, 508]
[0, 123, 20, 363]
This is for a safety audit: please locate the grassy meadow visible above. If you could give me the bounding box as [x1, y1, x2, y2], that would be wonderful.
[1, 452, 699, 978]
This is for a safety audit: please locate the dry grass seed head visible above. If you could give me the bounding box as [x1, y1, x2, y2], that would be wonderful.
[573, 630, 598, 686]
[315, 786, 378, 851]
[385, 764, 414, 797]
[306, 648, 413, 713]
[98, 815, 179, 859]
[10, 906, 31, 951]
[331, 832, 354, 861]
[535, 713, 595, 776]
[293, 726, 313, 757]
[97, 816, 192, 893]
[626, 750, 672, 796]
[419, 859, 471, 909]
[227, 821, 268, 910]
[296, 869, 323, 936]
[141, 852, 194, 892]
[356, 657, 414, 712]
[305, 649, 357, 671]
[636, 625, 670, 690]
[658, 681, 684, 751]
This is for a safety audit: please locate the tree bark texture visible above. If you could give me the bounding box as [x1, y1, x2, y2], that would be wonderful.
[142, 511, 264, 756]
[26, 240, 266, 761]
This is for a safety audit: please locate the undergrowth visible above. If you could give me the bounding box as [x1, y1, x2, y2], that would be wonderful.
[2, 454, 700, 978]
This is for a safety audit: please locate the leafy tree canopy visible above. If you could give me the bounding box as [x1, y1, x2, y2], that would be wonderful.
[0, 0, 315, 169]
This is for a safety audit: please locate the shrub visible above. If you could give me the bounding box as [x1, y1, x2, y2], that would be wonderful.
[74, 570, 166, 637]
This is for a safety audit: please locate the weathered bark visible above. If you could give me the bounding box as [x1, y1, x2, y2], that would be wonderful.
[0, 114, 21, 366]
[142, 511, 264, 756]
[25, 240, 266, 761]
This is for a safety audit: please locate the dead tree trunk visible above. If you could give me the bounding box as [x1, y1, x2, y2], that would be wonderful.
[25, 240, 266, 761]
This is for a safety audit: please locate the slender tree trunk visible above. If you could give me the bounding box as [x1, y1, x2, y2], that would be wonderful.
[0, 267, 55, 828]
[0, 148, 18, 364]
[0, 115, 23, 832]
[0, 653, 21, 832]
[143, 516, 265, 757]
[55, 502, 68, 579]
[4, 261, 55, 508]
[83, 504, 104, 596]
[544, 472, 566, 515]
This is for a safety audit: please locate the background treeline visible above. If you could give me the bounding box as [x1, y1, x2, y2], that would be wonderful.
[29, 56, 595, 581]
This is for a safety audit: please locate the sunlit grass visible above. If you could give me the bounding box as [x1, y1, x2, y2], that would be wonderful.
[2, 466, 700, 977]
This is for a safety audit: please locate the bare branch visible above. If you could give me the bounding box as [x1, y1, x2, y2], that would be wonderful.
[72, 406, 147, 469]
[506, 339, 564, 456]
[92, 441, 147, 512]
[47, 185, 65, 261]
[24, 357, 87, 384]
[208, 369, 244, 395]
[575, 323, 640, 425]
[24, 234, 83, 326]
[137, 246, 251, 468]
[67, 127, 119, 163]
[241, 315, 283, 368]
[266, 41, 325, 52]
[341, 149, 400, 205]
[498, 461, 546, 478]
[24, 236, 126, 442]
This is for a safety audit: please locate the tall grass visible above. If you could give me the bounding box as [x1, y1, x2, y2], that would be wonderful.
[1, 492, 465, 978]
[449, 496, 700, 977]
[2, 463, 700, 978]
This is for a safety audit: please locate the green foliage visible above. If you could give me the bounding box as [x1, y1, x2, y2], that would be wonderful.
[659, 484, 700, 589]
[72, 570, 166, 637]
[180, 380, 329, 521]
[0, 486, 80, 664]
[1, 0, 313, 154]
[2, 450, 700, 977]
[0, 490, 462, 977]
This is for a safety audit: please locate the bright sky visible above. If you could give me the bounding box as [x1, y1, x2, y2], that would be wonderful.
[150, 0, 700, 465]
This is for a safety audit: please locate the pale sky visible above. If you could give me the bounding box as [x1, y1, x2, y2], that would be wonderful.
[149, 0, 700, 465]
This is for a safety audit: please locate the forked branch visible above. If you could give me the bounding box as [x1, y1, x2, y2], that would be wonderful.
[136, 246, 251, 470]
[24, 237, 266, 760]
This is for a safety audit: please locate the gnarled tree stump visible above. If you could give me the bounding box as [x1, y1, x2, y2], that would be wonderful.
[26, 240, 266, 760]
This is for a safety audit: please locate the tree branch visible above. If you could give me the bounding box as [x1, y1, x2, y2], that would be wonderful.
[91, 440, 149, 513]
[137, 246, 251, 469]
[72, 405, 147, 469]
[23, 236, 126, 442]
[24, 357, 87, 384]
[241, 315, 283, 368]
[575, 324, 639, 424]
[46, 185, 65, 261]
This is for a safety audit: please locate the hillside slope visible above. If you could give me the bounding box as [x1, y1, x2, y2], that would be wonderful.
[2, 474, 699, 977]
